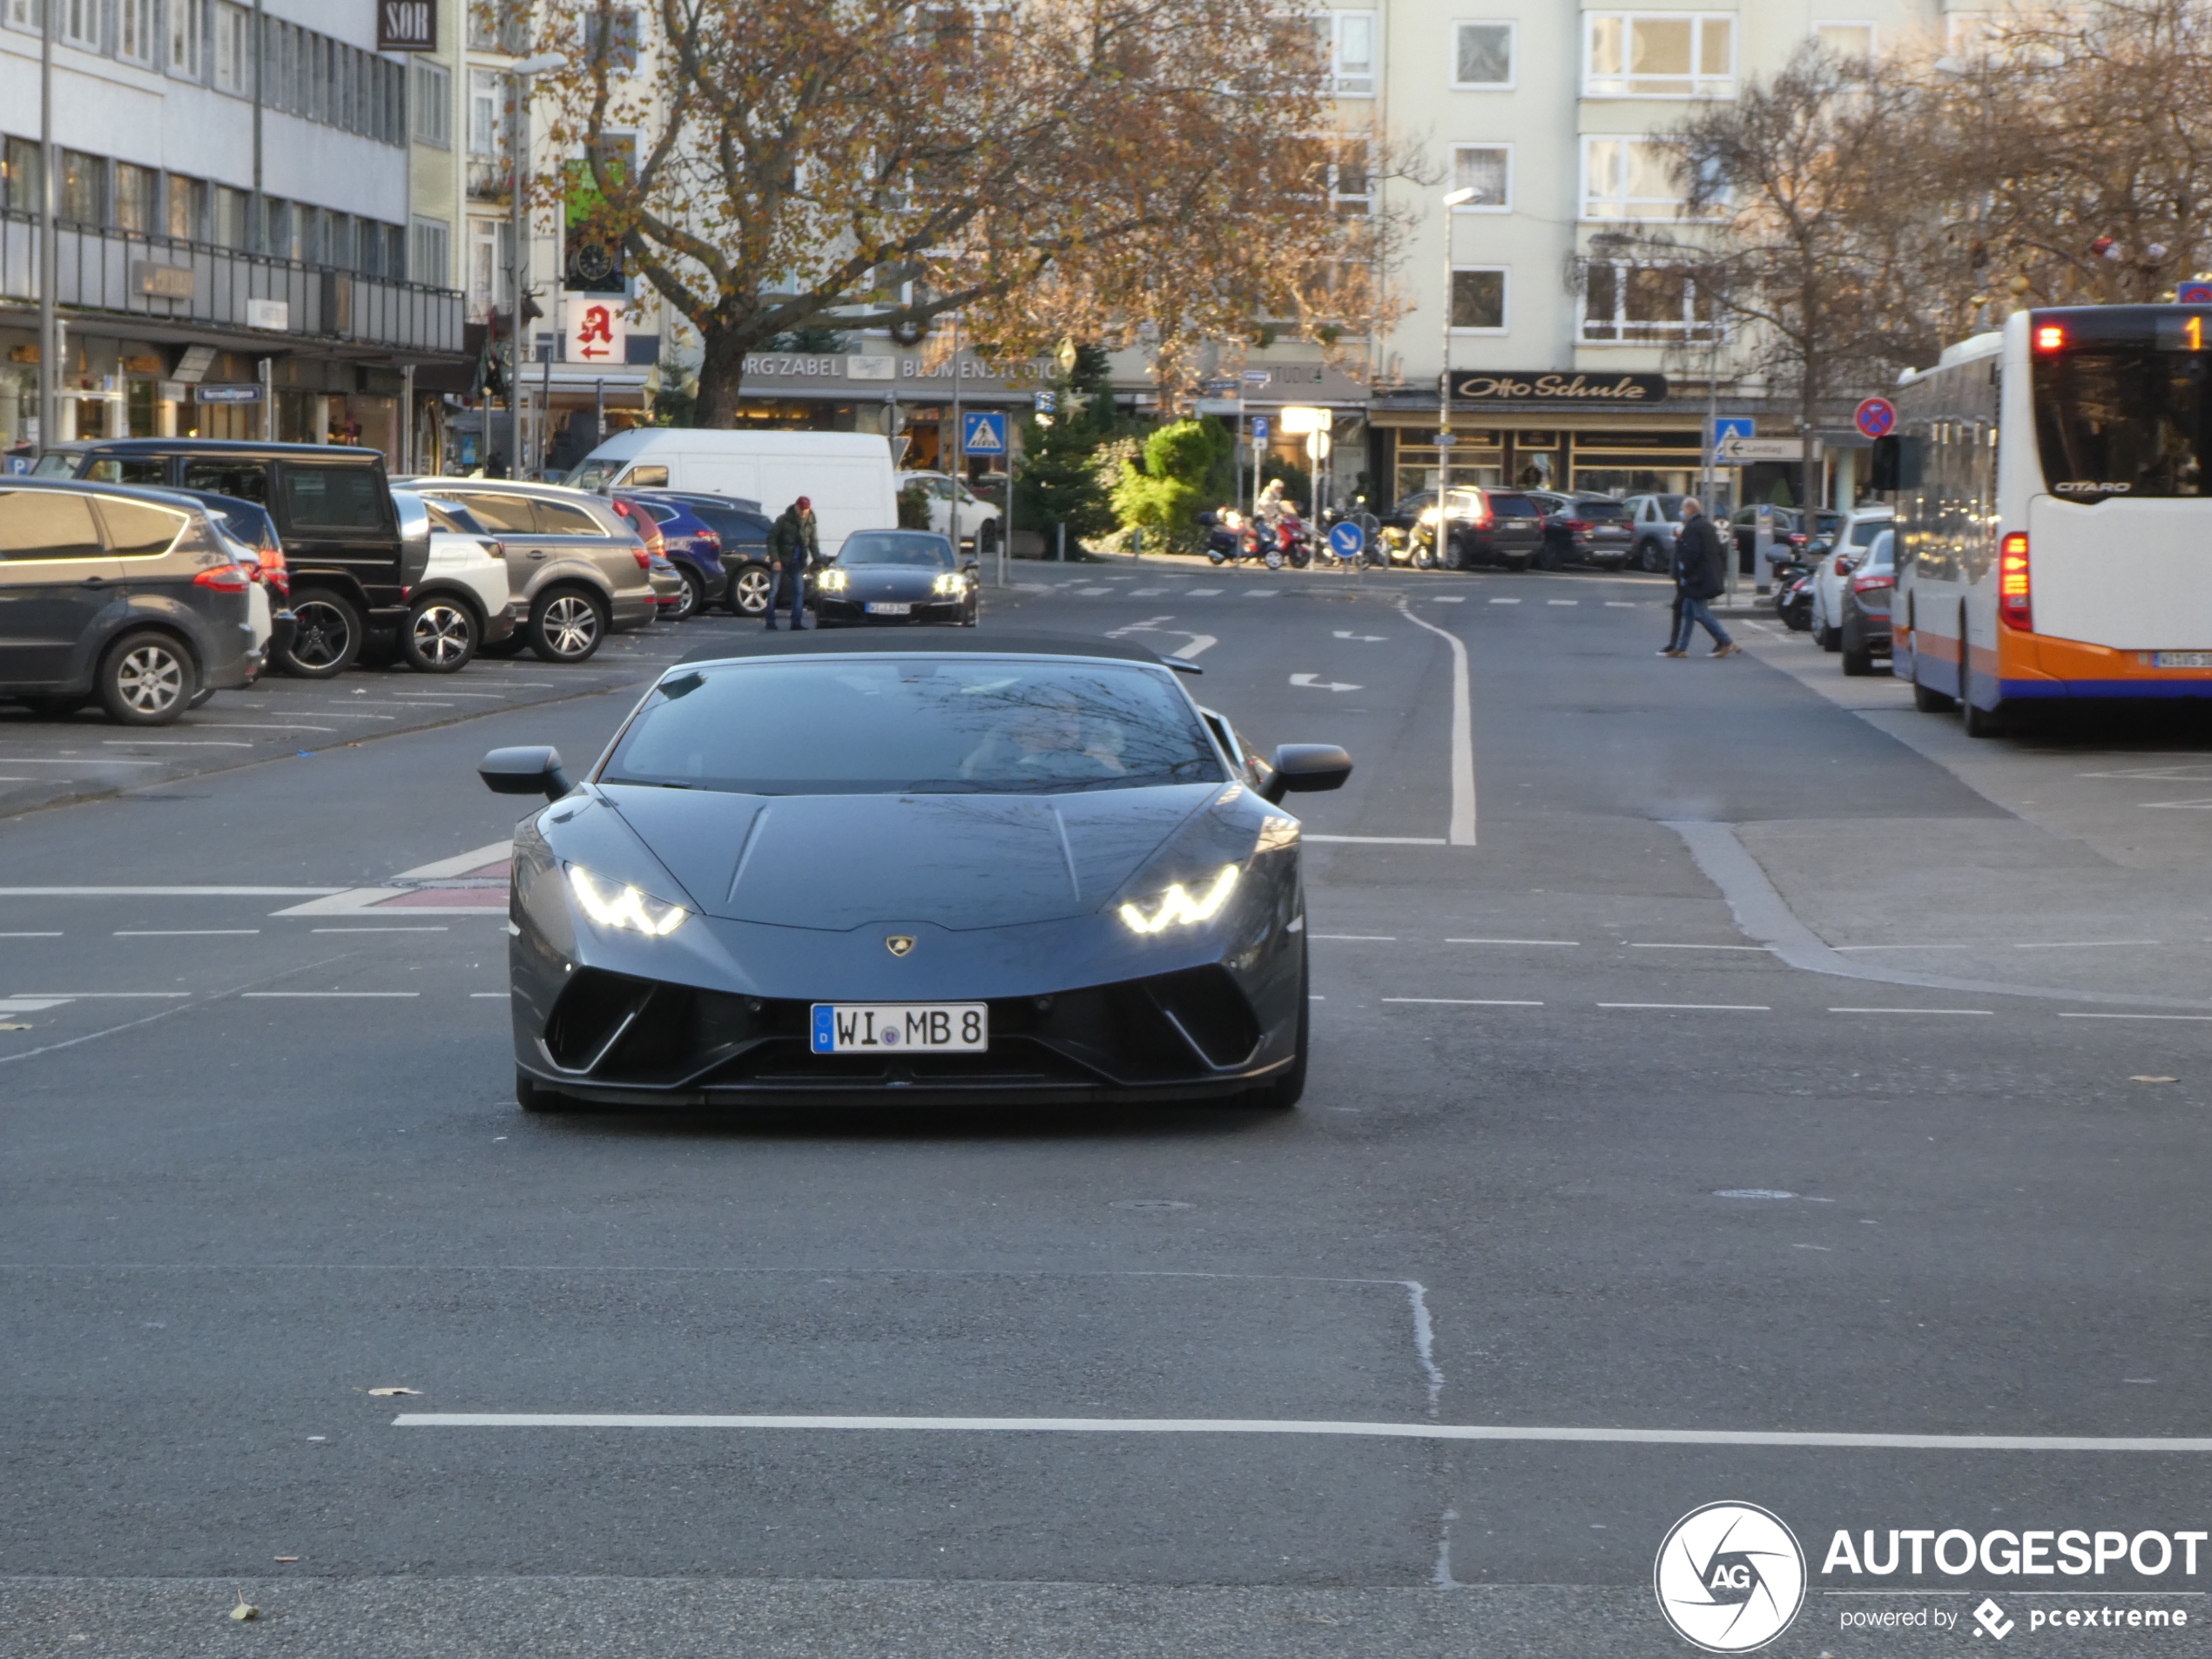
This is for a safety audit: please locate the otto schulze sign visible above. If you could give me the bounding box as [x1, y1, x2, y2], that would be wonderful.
[376, 1, 437, 51]
[1452, 371, 1669, 404]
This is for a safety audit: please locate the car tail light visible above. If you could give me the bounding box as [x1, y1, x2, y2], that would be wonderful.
[1469, 493, 1494, 530]
[193, 565, 252, 593]
[1998, 531, 2033, 629]
[2034, 323, 2066, 352]
[1562, 517, 1590, 533]
[1851, 570, 1895, 594]
[631, 545, 652, 572]
[698, 530, 721, 552]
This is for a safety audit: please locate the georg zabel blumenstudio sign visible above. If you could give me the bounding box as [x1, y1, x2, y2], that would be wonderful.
[1450, 370, 1669, 404]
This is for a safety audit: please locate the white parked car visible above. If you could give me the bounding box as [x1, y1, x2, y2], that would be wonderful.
[564, 428, 898, 560]
[393, 493, 522, 673]
[896, 469, 1002, 555]
[1808, 504, 1896, 651]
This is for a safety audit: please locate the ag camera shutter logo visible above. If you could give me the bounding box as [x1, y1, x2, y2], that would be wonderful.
[1654, 1501, 1807, 1652]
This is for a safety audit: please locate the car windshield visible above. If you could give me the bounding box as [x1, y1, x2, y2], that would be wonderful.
[1865, 529, 1895, 570]
[602, 658, 1226, 796]
[839, 531, 957, 568]
[1577, 500, 1629, 521]
[565, 459, 621, 492]
[1845, 516, 1890, 546]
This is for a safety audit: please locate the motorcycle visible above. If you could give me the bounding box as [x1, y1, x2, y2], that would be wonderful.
[1773, 563, 1817, 631]
[1200, 509, 1247, 566]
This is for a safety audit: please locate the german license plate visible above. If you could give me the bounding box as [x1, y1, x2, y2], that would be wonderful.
[867, 602, 912, 616]
[811, 1002, 987, 1054]
[2154, 651, 2212, 668]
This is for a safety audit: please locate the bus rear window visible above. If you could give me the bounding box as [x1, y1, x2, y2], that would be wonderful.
[2033, 347, 2212, 500]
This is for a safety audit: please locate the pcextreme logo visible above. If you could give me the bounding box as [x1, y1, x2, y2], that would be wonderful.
[1654, 1502, 1808, 1652]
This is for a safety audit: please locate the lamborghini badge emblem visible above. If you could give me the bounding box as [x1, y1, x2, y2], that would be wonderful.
[886, 934, 915, 957]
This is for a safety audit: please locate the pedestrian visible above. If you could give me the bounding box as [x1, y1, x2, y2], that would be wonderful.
[1662, 498, 1741, 658]
[764, 495, 819, 631]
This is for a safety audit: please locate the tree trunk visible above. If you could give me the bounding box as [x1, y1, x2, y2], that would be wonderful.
[691, 327, 753, 428]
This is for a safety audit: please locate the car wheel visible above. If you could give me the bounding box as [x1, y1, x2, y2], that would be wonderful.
[1841, 644, 1874, 676]
[528, 587, 609, 664]
[1256, 950, 1308, 1110]
[1536, 542, 1562, 571]
[671, 563, 706, 622]
[516, 1068, 577, 1114]
[402, 595, 479, 673]
[1912, 680, 1957, 713]
[1635, 540, 1661, 573]
[23, 694, 88, 718]
[280, 590, 362, 679]
[98, 630, 197, 725]
[728, 563, 773, 616]
[1815, 624, 1840, 651]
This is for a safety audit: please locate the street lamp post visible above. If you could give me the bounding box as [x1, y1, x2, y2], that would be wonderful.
[506, 53, 567, 478]
[37, 0, 55, 453]
[1436, 185, 1478, 502]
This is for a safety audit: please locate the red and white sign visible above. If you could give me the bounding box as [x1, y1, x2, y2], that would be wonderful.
[563, 298, 627, 365]
[1854, 396, 1897, 440]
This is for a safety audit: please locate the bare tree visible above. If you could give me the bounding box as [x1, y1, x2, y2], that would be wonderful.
[518, 0, 1404, 424]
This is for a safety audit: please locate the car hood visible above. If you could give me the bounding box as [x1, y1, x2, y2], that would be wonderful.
[829, 564, 950, 600]
[598, 782, 1217, 930]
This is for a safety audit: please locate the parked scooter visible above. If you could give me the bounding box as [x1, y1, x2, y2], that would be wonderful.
[1200, 508, 1247, 566]
[1774, 561, 1817, 631]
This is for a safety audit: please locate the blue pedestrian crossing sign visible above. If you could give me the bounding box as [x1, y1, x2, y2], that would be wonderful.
[1328, 520, 1366, 559]
[1711, 416, 1756, 448]
[961, 411, 1008, 455]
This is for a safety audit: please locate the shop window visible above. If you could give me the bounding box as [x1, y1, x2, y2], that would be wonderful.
[1584, 13, 1734, 99]
[1452, 22, 1513, 89]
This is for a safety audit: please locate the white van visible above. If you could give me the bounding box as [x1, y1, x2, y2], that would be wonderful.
[566, 430, 897, 557]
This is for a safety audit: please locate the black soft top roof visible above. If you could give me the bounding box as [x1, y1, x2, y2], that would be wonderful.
[51, 438, 385, 462]
[674, 630, 1200, 674]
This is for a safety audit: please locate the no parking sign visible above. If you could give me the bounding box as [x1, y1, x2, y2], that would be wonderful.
[1854, 397, 1897, 441]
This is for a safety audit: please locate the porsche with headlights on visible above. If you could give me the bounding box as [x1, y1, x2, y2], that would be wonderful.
[811, 529, 978, 627]
[479, 633, 1351, 1111]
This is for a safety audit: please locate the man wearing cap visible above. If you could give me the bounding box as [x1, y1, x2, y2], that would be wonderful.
[765, 496, 820, 631]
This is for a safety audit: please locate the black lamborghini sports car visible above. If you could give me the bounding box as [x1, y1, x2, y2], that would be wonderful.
[480, 632, 1352, 1111]
[811, 529, 980, 627]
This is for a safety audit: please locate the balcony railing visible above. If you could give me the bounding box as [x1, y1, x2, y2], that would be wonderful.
[0, 209, 465, 356]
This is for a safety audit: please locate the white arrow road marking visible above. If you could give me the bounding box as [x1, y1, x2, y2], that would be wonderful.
[1290, 673, 1363, 692]
[1104, 616, 1177, 638]
[1398, 601, 1477, 846]
[1333, 631, 1388, 641]
[1171, 635, 1217, 660]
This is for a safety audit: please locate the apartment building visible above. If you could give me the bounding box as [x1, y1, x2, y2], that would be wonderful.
[1262, 0, 1959, 513]
[0, 0, 465, 463]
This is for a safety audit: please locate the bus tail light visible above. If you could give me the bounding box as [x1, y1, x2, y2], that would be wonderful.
[1998, 532, 2033, 630]
[2034, 323, 2066, 352]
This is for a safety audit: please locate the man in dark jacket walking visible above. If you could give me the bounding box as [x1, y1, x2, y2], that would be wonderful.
[1662, 499, 1740, 658]
[764, 496, 819, 631]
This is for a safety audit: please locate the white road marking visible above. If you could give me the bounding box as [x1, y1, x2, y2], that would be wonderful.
[1290, 673, 1362, 692]
[1448, 938, 1577, 947]
[390, 1413, 2212, 1452]
[100, 739, 253, 748]
[2058, 1012, 2212, 1022]
[1333, 631, 1388, 641]
[1629, 942, 1772, 952]
[312, 926, 449, 934]
[1398, 602, 1476, 846]
[1431, 596, 1466, 603]
[0, 933, 61, 938]
[471, 991, 511, 998]
[389, 691, 510, 699]
[0, 758, 164, 766]
[2013, 940, 2161, 950]
[1829, 1008, 1993, 1015]
[1384, 997, 1542, 1007]
[189, 722, 340, 732]
[1600, 1003, 1770, 1011]
[1171, 636, 1217, 661]
[396, 842, 512, 880]
[1244, 589, 1279, 597]
[1132, 588, 1168, 596]
[1830, 944, 1955, 952]
[1313, 934, 1397, 941]
[1488, 597, 1520, 605]
[1604, 602, 1637, 608]
[1305, 834, 1449, 846]
[0, 998, 73, 1013]
[1547, 599, 1578, 606]
[10, 992, 190, 998]
[240, 992, 421, 999]
[0, 887, 341, 896]
[113, 929, 260, 937]
[1077, 586, 1110, 596]
[1188, 588, 1223, 596]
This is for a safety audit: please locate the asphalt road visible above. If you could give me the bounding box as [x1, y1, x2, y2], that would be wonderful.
[3, 556, 2209, 1659]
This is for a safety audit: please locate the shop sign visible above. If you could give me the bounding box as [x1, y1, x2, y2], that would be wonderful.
[376, 0, 437, 52]
[132, 261, 195, 299]
[564, 297, 627, 364]
[196, 384, 262, 404]
[1451, 371, 1669, 404]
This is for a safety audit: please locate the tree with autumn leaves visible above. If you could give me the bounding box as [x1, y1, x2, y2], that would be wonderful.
[511, 0, 1406, 426]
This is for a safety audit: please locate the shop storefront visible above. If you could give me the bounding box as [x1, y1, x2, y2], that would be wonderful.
[727, 345, 1056, 477]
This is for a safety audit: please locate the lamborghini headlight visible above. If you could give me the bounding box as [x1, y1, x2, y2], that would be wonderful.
[566, 863, 688, 936]
[817, 567, 848, 592]
[933, 571, 967, 595]
[1117, 864, 1241, 934]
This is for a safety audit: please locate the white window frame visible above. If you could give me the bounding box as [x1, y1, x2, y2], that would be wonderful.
[1811, 21, 1877, 59]
[1577, 260, 1720, 346]
[1449, 19, 1514, 91]
[1449, 144, 1513, 213]
[410, 217, 451, 287]
[1581, 136, 1705, 222]
[1329, 136, 1372, 215]
[1, 0, 30, 35]
[212, 1, 251, 94]
[468, 68, 505, 158]
[413, 60, 453, 147]
[1582, 12, 1735, 100]
[118, 0, 157, 64]
[1448, 266, 1509, 335]
[61, 0, 100, 50]
[1321, 9, 1378, 98]
[169, 0, 206, 78]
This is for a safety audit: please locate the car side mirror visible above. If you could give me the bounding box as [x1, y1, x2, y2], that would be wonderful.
[480, 745, 572, 801]
[1263, 743, 1353, 804]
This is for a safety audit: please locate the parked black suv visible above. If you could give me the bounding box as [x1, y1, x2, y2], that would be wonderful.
[1382, 487, 1542, 571]
[0, 480, 258, 724]
[35, 440, 401, 678]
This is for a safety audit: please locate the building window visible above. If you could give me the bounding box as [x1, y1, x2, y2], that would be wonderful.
[411, 218, 450, 286]
[114, 163, 156, 232]
[580, 6, 640, 73]
[58, 150, 102, 224]
[1, 0, 30, 31]
[1580, 261, 1717, 342]
[469, 6, 529, 53]
[469, 68, 505, 157]
[1813, 22, 1876, 58]
[1331, 138, 1372, 215]
[169, 0, 206, 78]
[467, 217, 513, 321]
[1450, 267, 1507, 332]
[60, 0, 98, 50]
[166, 172, 206, 239]
[212, 2, 251, 94]
[118, 0, 157, 63]
[1452, 21, 1513, 89]
[1581, 137, 1698, 220]
[1319, 10, 1377, 98]
[413, 60, 452, 146]
[1450, 145, 1511, 211]
[2, 137, 39, 212]
[1584, 13, 1734, 99]
[214, 185, 251, 249]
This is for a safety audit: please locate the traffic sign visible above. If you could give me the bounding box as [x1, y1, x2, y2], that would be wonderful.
[1241, 369, 1271, 385]
[961, 411, 1007, 455]
[1853, 397, 1897, 440]
[1033, 389, 1055, 414]
[1251, 415, 1270, 440]
[1710, 416, 1756, 450]
[2181, 283, 2212, 305]
[1716, 432, 1803, 462]
[1328, 520, 1366, 559]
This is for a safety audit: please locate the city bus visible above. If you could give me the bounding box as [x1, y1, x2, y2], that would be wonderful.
[1890, 305, 2212, 735]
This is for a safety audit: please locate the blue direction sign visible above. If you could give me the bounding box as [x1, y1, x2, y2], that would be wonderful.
[1711, 416, 1755, 449]
[961, 410, 1008, 455]
[1327, 520, 1366, 559]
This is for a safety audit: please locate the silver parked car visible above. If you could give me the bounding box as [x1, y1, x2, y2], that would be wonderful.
[1622, 494, 1687, 574]
[392, 479, 658, 663]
